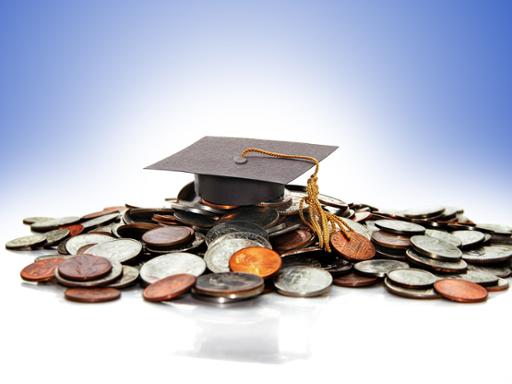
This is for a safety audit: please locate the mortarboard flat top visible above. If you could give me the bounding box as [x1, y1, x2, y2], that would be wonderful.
[146, 136, 338, 205]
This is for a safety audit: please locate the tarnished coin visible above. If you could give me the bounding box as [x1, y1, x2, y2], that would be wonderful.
[81, 212, 119, 230]
[410, 235, 462, 261]
[170, 202, 219, 217]
[208, 231, 271, 249]
[375, 220, 426, 235]
[434, 279, 488, 303]
[475, 223, 512, 236]
[220, 207, 279, 229]
[65, 234, 113, 255]
[448, 270, 499, 286]
[402, 207, 445, 219]
[375, 245, 407, 261]
[173, 210, 217, 229]
[462, 245, 512, 265]
[5, 234, 47, 250]
[452, 230, 485, 249]
[272, 228, 315, 253]
[258, 193, 293, 209]
[20, 257, 67, 282]
[43, 228, 70, 247]
[229, 247, 282, 278]
[405, 248, 467, 273]
[31, 216, 81, 232]
[354, 259, 409, 278]
[147, 232, 205, 254]
[142, 226, 194, 249]
[387, 268, 437, 289]
[274, 266, 332, 297]
[81, 207, 124, 220]
[86, 239, 143, 263]
[425, 229, 462, 248]
[106, 265, 139, 289]
[195, 272, 264, 297]
[333, 272, 380, 288]
[206, 221, 268, 246]
[115, 222, 159, 240]
[64, 287, 121, 303]
[371, 230, 411, 250]
[384, 278, 439, 299]
[143, 274, 196, 302]
[204, 237, 266, 273]
[58, 255, 112, 281]
[486, 278, 509, 292]
[468, 264, 511, 278]
[23, 216, 54, 225]
[331, 231, 375, 262]
[140, 253, 206, 285]
[54, 260, 123, 288]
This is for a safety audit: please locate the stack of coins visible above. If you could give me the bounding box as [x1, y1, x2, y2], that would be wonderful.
[6, 183, 512, 305]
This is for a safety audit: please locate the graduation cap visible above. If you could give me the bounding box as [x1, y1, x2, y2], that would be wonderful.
[145, 136, 338, 206]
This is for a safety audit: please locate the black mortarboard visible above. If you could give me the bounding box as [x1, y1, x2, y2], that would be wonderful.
[145, 136, 338, 206]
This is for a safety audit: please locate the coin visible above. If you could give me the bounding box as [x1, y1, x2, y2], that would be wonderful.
[58, 255, 113, 282]
[140, 253, 206, 284]
[448, 270, 499, 286]
[272, 228, 315, 253]
[462, 245, 512, 265]
[204, 237, 267, 273]
[85, 239, 143, 264]
[331, 231, 375, 262]
[81, 212, 119, 230]
[54, 260, 123, 288]
[485, 278, 509, 292]
[64, 224, 85, 237]
[195, 272, 264, 297]
[468, 264, 511, 278]
[170, 202, 219, 217]
[220, 207, 279, 229]
[274, 266, 332, 297]
[229, 246, 282, 278]
[106, 265, 139, 289]
[5, 234, 47, 250]
[405, 248, 467, 273]
[375, 246, 407, 261]
[81, 207, 123, 220]
[258, 193, 293, 209]
[64, 287, 121, 303]
[115, 222, 159, 240]
[205, 221, 268, 246]
[451, 230, 485, 249]
[371, 230, 411, 250]
[191, 288, 258, 304]
[332, 272, 380, 288]
[402, 207, 445, 219]
[173, 210, 217, 229]
[20, 257, 67, 282]
[318, 253, 353, 276]
[387, 268, 437, 289]
[433, 279, 488, 303]
[375, 220, 426, 235]
[424, 229, 462, 248]
[354, 259, 409, 278]
[384, 278, 439, 299]
[43, 228, 70, 247]
[410, 235, 462, 261]
[278, 190, 308, 216]
[23, 216, 54, 225]
[30, 216, 81, 232]
[475, 224, 512, 236]
[142, 226, 194, 249]
[143, 274, 196, 302]
[65, 234, 113, 255]
[342, 218, 372, 240]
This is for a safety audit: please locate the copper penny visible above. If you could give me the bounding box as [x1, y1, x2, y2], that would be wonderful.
[229, 246, 282, 279]
[142, 226, 194, 248]
[81, 206, 124, 220]
[64, 224, 84, 237]
[20, 257, 67, 282]
[64, 287, 121, 303]
[331, 231, 376, 262]
[201, 199, 238, 211]
[371, 230, 411, 250]
[143, 274, 196, 302]
[272, 228, 314, 253]
[333, 272, 380, 288]
[57, 254, 112, 281]
[485, 278, 509, 293]
[116, 222, 159, 240]
[433, 279, 488, 303]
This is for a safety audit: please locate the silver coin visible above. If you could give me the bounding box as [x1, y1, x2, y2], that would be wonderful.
[266, 222, 287, 234]
[258, 191, 293, 209]
[204, 237, 266, 273]
[85, 239, 143, 263]
[5, 234, 47, 250]
[170, 202, 218, 217]
[278, 190, 308, 216]
[354, 259, 409, 278]
[341, 218, 372, 240]
[405, 248, 467, 273]
[140, 252, 206, 284]
[462, 245, 512, 265]
[34, 254, 70, 262]
[425, 229, 462, 248]
[30, 216, 81, 232]
[475, 223, 512, 236]
[375, 246, 407, 261]
[65, 234, 113, 255]
[42, 228, 70, 247]
[81, 212, 120, 230]
[447, 269, 499, 286]
[205, 221, 268, 246]
[190, 287, 263, 303]
[387, 268, 437, 288]
[468, 264, 511, 278]
[486, 277, 509, 291]
[451, 230, 485, 249]
[384, 278, 439, 299]
[220, 207, 279, 228]
[23, 216, 54, 225]
[208, 231, 271, 250]
[375, 220, 425, 235]
[402, 207, 445, 219]
[54, 259, 123, 288]
[194, 272, 264, 297]
[173, 210, 217, 229]
[106, 265, 139, 289]
[274, 266, 332, 297]
[410, 235, 462, 261]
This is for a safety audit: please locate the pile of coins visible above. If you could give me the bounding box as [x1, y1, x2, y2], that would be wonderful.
[6, 182, 512, 304]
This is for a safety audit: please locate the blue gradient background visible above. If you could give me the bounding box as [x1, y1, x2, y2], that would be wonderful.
[1, 1, 511, 222]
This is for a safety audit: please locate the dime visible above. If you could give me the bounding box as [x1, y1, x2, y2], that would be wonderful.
[375, 220, 426, 235]
[433, 279, 488, 303]
[43, 228, 70, 247]
[58, 255, 112, 281]
[229, 246, 282, 278]
[451, 230, 485, 249]
[64, 287, 121, 303]
[371, 230, 411, 250]
[486, 278, 509, 292]
[106, 265, 139, 289]
[81, 212, 119, 230]
[142, 226, 194, 249]
[354, 259, 409, 278]
[402, 207, 445, 219]
[475, 224, 512, 236]
[143, 274, 196, 302]
[194, 272, 264, 297]
[54, 260, 123, 288]
[462, 245, 512, 265]
[85, 239, 143, 264]
[204, 237, 267, 273]
[140, 253, 206, 285]
[410, 235, 462, 261]
[20, 257, 66, 282]
[23, 216, 54, 225]
[405, 248, 467, 273]
[331, 231, 375, 262]
[425, 229, 462, 248]
[220, 207, 279, 229]
[272, 228, 314, 253]
[205, 221, 268, 246]
[448, 270, 499, 287]
[31, 216, 81, 232]
[384, 278, 439, 299]
[5, 234, 47, 250]
[274, 266, 332, 297]
[332, 272, 380, 288]
[387, 268, 437, 289]
[65, 234, 113, 255]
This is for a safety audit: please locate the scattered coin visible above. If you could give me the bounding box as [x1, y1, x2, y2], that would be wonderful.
[462, 245, 512, 265]
[205, 221, 268, 246]
[274, 266, 332, 297]
[384, 278, 439, 299]
[475, 224, 512, 236]
[354, 259, 409, 278]
[173, 210, 217, 229]
[375, 220, 426, 235]
[410, 235, 462, 261]
[272, 228, 315, 253]
[115, 222, 159, 240]
[54, 260, 123, 288]
[143, 274, 196, 302]
[83, 238, 143, 264]
[106, 265, 139, 289]
[425, 229, 462, 248]
[5, 234, 47, 250]
[23, 216, 54, 225]
[452, 230, 485, 249]
[142, 226, 194, 249]
[433, 279, 488, 303]
[332, 272, 380, 288]
[204, 237, 266, 273]
[194, 272, 264, 302]
[387, 268, 437, 289]
[220, 206, 279, 229]
[229, 246, 282, 278]
[58, 255, 113, 282]
[485, 278, 509, 292]
[448, 270, 499, 287]
[20, 257, 67, 282]
[65, 234, 113, 255]
[64, 287, 121, 303]
[81, 212, 119, 230]
[468, 264, 511, 278]
[43, 228, 70, 247]
[405, 248, 467, 273]
[371, 230, 411, 250]
[331, 231, 375, 262]
[402, 207, 445, 219]
[31, 216, 81, 232]
[140, 253, 206, 284]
